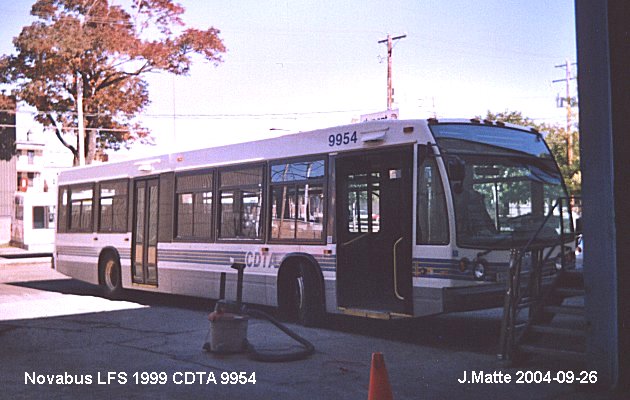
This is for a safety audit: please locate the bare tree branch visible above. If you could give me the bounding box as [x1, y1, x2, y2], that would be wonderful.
[48, 113, 78, 159]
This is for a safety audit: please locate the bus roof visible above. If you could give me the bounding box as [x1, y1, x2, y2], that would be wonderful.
[57, 118, 537, 185]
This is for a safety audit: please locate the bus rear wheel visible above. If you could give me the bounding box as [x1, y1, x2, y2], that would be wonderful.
[100, 255, 122, 298]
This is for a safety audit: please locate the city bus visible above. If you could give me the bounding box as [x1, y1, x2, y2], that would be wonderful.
[54, 118, 574, 325]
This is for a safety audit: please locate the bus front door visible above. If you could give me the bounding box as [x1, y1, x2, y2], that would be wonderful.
[336, 147, 413, 316]
[132, 178, 159, 286]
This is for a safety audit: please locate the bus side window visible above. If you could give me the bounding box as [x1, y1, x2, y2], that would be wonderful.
[417, 146, 449, 245]
[58, 187, 68, 233]
[218, 165, 264, 240]
[269, 159, 326, 242]
[98, 179, 129, 233]
[68, 185, 94, 233]
[175, 172, 213, 240]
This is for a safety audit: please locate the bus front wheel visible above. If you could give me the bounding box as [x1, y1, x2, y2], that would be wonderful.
[100, 255, 122, 298]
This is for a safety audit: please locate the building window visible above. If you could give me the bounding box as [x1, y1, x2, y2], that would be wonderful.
[15, 197, 23, 221]
[218, 166, 264, 240]
[269, 159, 326, 241]
[17, 173, 28, 191]
[175, 172, 213, 239]
[27, 150, 34, 165]
[98, 180, 129, 233]
[32, 206, 54, 229]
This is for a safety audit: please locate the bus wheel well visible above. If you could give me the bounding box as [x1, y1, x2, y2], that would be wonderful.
[98, 248, 122, 297]
[277, 255, 325, 327]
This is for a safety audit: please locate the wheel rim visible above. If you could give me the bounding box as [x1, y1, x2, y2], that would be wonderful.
[104, 260, 118, 290]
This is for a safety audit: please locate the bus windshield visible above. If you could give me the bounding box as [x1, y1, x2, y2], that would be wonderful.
[430, 123, 572, 250]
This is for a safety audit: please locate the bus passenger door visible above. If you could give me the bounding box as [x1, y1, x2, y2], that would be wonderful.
[132, 178, 159, 286]
[336, 147, 413, 316]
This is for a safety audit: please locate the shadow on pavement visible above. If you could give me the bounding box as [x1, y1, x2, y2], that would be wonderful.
[7, 279, 214, 311]
[9, 277, 503, 356]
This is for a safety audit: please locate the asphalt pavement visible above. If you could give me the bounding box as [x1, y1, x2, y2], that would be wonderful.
[0, 250, 622, 399]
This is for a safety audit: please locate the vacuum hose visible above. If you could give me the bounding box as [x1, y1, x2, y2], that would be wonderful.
[206, 264, 315, 362]
[244, 307, 315, 362]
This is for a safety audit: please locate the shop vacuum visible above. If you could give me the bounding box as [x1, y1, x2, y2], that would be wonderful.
[203, 263, 315, 362]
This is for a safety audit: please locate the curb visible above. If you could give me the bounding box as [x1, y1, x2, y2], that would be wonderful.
[0, 257, 53, 269]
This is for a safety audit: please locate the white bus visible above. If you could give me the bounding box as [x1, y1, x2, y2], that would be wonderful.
[54, 119, 574, 325]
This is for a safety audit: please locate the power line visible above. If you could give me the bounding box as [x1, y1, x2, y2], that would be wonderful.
[0, 106, 377, 121]
[0, 123, 146, 133]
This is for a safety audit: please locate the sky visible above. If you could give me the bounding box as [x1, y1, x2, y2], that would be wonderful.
[0, 0, 577, 161]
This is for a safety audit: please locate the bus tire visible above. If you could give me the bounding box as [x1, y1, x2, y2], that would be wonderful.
[281, 260, 324, 327]
[100, 254, 123, 298]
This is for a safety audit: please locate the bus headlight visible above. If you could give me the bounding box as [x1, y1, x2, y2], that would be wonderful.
[473, 259, 486, 280]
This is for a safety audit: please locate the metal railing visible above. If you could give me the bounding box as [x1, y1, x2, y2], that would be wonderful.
[497, 197, 575, 363]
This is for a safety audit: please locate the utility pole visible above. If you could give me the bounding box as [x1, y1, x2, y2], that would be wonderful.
[378, 34, 406, 111]
[553, 60, 577, 167]
[76, 72, 85, 167]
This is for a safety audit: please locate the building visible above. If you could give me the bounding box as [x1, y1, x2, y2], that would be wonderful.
[10, 135, 58, 251]
[0, 100, 74, 251]
[15, 135, 47, 192]
[0, 95, 17, 244]
[0, 158, 16, 244]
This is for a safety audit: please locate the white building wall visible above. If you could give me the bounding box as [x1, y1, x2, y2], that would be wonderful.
[0, 158, 16, 244]
[4, 105, 74, 248]
[11, 192, 56, 252]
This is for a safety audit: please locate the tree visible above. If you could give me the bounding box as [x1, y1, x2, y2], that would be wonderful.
[542, 126, 581, 197]
[0, 0, 226, 165]
[0, 95, 17, 161]
[481, 110, 581, 197]
[482, 110, 539, 128]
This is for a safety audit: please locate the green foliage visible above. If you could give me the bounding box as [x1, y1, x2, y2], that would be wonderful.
[542, 127, 581, 197]
[480, 110, 581, 197]
[0, 0, 226, 165]
[482, 110, 540, 129]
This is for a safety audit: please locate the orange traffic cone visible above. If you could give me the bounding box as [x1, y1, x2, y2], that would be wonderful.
[368, 352, 393, 400]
